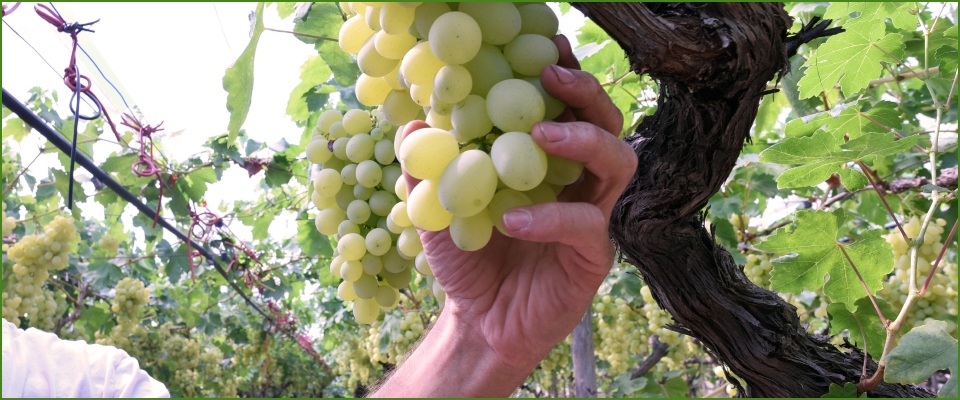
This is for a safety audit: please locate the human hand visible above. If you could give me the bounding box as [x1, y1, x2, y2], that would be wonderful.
[401, 35, 637, 374]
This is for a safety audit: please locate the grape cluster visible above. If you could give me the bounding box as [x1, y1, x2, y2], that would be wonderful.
[97, 321, 237, 397]
[307, 107, 435, 324]
[2, 215, 76, 330]
[98, 235, 121, 254]
[636, 285, 698, 371]
[594, 295, 647, 375]
[338, 2, 583, 252]
[743, 253, 773, 288]
[2, 202, 16, 238]
[879, 217, 958, 336]
[360, 310, 426, 366]
[110, 277, 150, 326]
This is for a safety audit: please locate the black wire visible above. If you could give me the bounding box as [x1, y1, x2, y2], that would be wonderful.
[2, 88, 274, 322]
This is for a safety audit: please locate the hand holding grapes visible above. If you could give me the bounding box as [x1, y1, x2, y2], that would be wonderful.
[373, 36, 637, 397]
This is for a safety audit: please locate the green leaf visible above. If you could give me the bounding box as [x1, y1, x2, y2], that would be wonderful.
[837, 168, 868, 191]
[883, 320, 958, 398]
[84, 261, 124, 289]
[287, 56, 333, 122]
[609, 373, 647, 397]
[2, 117, 31, 142]
[760, 130, 918, 189]
[177, 167, 218, 202]
[781, 58, 823, 118]
[252, 210, 275, 241]
[827, 297, 895, 357]
[786, 101, 902, 140]
[821, 382, 864, 398]
[160, 241, 192, 284]
[274, 2, 295, 19]
[823, 2, 917, 33]
[756, 209, 892, 311]
[51, 169, 86, 203]
[223, 2, 265, 148]
[798, 30, 905, 99]
[294, 2, 359, 87]
[297, 218, 332, 258]
[936, 46, 957, 76]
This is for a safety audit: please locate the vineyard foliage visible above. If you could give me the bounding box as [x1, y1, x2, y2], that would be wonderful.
[1, 2, 956, 398]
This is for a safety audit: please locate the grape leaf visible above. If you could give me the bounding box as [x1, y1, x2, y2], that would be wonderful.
[274, 2, 295, 19]
[294, 2, 359, 87]
[837, 168, 868, 191]
[252, 210, 275, 241]
[177, 167, 218, 202]
[827, 297, 895, 357]
[298, 218, 332, 258]
[883, 320, 958, 398]
[936, 46, 957, 76]
[2, 117, 31, 142]
[785, 101, 902, 140]
[756, 209, 892, 311]
[286, 56, 332, 123]
[823, 2, 917, 33]
[760, 130, 918, 189]
[821, 382, 865, 398]
[781, 57, 823, 118]
[798, 26, 905, 99]
[223, 3, 265, 148]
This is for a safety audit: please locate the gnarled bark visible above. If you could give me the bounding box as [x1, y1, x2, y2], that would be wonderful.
[572, 3, 933, 397]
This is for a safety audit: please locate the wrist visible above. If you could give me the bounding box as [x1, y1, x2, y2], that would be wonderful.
[372, 303, 538, 397]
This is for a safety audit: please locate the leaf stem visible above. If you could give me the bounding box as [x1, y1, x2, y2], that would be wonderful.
[263, 27, 337, 42]
[1, 150, 42, 198]
[851, 312, 869, 377]
[856, 161, 909, 242]
[836, 241, 887, 325]
[920, 218, 956, 297]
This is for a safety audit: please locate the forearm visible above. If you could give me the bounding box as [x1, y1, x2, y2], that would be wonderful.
[370, 308, 535, 397]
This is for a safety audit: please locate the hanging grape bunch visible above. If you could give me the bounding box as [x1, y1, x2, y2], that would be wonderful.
[340, 2, 581, 251]
[308, 2, 585, 324]
[306, 107, 433, 325]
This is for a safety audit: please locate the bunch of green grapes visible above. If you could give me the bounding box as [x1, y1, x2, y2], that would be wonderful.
[306, 107, 426, 325]
[329, 331, 379, 389]
[879, 217, 957, 337]
[637, 285, 702, 371]
[95, 320, 153, 363]
[110, 277, 150, 326]
[360, 309, 426, 366]
[2, 202, 16, 238]
[98, 235, 122, 254]
[594, 295, 648, 375]
[2, 215, 77, 329]
[743, 253, 774, 288]
[337, 2, 583, 252]
[527, 335, 572, 392]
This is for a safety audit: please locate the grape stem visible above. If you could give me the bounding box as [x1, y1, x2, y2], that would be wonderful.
[857, 161, 909, 242]
[836, 242, 887, 325]
[1, 150, 42, 198]
[400, 287, 430, 328]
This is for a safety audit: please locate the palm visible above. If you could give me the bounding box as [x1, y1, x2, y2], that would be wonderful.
[420, 226, 607, 366]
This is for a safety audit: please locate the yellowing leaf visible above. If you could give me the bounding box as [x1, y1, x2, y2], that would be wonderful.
[223, 3, 265, 148]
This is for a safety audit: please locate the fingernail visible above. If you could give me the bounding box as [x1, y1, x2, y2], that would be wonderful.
[538, 121, 568, 143]
[503, 209, 531, 231]
[550, 64, 576, 84]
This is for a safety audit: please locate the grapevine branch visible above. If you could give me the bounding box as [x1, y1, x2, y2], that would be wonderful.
[1, 150, 41, 198]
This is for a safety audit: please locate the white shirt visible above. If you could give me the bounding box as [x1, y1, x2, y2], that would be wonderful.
[2, 318, 170, 398]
